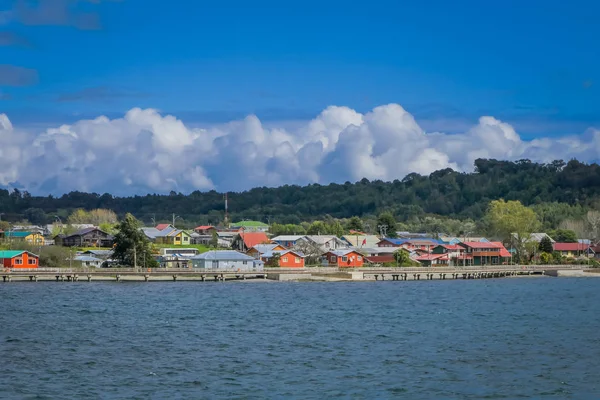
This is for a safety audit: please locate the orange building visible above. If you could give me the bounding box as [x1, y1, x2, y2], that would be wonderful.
[322, 250, 364, 268]
[0, 250, 39, 269]
[276, 250, 305, 268]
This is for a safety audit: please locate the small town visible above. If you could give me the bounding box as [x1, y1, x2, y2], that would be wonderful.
[1, 210, 598, 275]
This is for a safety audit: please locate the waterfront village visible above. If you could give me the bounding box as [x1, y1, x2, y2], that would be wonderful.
[0, 219, 597, 271]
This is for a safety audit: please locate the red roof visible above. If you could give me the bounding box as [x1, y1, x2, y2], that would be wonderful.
[489, 242, 512, 258]
[240, 232, 270, 248]
[195, 225, 215, 230]
[437, 244, 462, 250]
[553, 243, 590, 252]
[155, 224, 171, 231]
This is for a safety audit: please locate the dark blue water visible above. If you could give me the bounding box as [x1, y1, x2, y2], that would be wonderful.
[1, 278, 599, 399]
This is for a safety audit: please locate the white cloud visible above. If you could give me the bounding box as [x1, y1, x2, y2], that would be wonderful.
[0, 103, 597, 195]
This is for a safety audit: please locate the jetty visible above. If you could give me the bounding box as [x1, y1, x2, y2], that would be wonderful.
[0, 265, 592, 283]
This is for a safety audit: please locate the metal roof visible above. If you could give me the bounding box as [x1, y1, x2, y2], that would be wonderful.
[74, 255, 103, 262]
[272, 235, 306, 242]
[192, 250, 255, 261]
[0, 250, 37, 258]
[261, 249, 305, 258]
[4, 231, 33, 238]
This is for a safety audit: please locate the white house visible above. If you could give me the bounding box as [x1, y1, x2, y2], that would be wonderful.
[302, 235, 348, 252]
[190, 250, 264, 270]
[74, 255, 103, 268]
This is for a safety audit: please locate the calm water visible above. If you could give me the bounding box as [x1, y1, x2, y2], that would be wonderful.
[1, 278, 600, 399]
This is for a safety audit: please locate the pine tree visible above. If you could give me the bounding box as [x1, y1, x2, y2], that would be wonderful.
[538, 236, 554, 254]
[113, 213, 158, 268]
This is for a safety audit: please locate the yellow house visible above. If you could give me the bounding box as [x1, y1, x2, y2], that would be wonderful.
[5, 231, 45, 245]
[553, 243, 590, 258]
[155, 229, 191, 246]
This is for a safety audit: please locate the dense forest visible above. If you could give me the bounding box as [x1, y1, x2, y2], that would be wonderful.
[1, 159, 600, 229]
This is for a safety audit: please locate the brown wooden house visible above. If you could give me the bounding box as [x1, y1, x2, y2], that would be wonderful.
[60, 227, 114, 248]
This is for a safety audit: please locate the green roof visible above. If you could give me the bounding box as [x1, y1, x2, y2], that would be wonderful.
[230, 221, 268, 227]
[0, 250, 26, 258]
[5, 231, 32, 238]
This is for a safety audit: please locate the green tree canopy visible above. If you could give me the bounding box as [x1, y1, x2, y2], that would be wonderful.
[538, 236, 554, 253]
[548, 229, 578, 243]
[210, 230, 219, 248]
[307, 221, 328, 235]
[393, 249, 411, 266]
[487, 199, 539, 262]
[345, 216, 364, 232]
[377, 212, 398, 238]
[112, 213, 157, 268]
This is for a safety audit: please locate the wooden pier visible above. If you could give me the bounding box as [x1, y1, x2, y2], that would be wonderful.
[0, 265, 587, 283]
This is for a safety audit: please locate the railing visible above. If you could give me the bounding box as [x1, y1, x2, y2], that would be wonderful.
[357, 265, 583, 272]
[3, 264, 586, 275]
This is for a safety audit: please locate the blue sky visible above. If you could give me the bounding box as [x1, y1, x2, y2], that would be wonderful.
[1, 0, 600, 196]
[1, 0, 598, 137]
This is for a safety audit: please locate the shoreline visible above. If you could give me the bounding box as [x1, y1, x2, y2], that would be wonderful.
[2, 271, 599, 283]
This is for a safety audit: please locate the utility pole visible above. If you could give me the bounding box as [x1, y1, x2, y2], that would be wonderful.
[151, 214, 156, 226]
[224, 192, 229, 227]
[133, 246, 137, 270]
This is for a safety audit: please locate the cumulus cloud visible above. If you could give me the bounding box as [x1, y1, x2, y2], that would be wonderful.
[0, 103, 598, 195]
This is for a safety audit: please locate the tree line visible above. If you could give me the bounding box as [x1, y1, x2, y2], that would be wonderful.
[1, 159, 600, 231]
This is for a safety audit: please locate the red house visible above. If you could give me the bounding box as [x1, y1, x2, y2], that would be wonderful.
[275, 250, 305, 268]
[232, 232, 271, 251]
[322, 250, 364, 268]
[0, 250, 39, 269]
[155, 223, 173, 231]
[194, 225, 216, 235]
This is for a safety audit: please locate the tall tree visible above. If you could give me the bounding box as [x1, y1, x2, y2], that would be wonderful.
[376, 212, 398, 238]
[210, 230, 219, 248]
[112, 213, 157, 268]
[393, 249, 411, 266]
[487, 200, 539, 262]
[538, 236, 554, 254]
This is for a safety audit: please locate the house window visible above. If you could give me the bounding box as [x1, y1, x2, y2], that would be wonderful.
[342, 256, 348, 262]
[183, 236, 189, 242]
[282, 257, 288, 262]
[175, 237, 181, 242]
[492, 257, 498, 265]
[357, 256, 362, 261]
[15, 258, 22, 265]
[28, 258, 36, 265]
[243, 261, 248, 265]
[331, 256, 337, 262]
[295, 257, 300, 263]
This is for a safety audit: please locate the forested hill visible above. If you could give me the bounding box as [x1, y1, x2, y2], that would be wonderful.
[2, 158, 600, 226]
